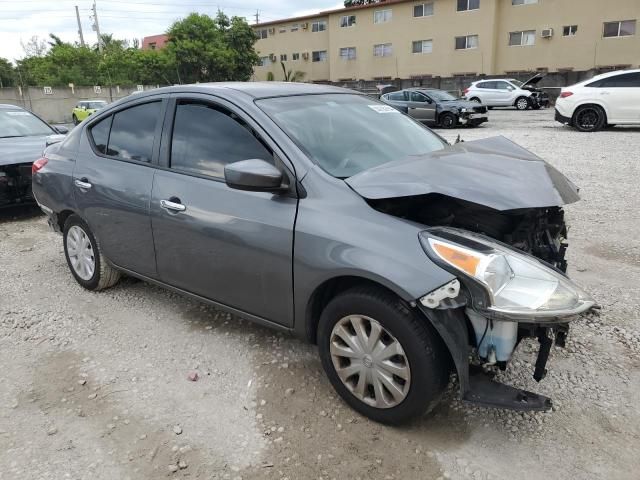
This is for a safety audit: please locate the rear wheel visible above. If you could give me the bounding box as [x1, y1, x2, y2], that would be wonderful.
[439, 112, 457, 129]
[469, 97, 481, 104]
[63, 215, 120, 291]
[318, 286, 450, 424]
[573, 105, 606, 132]
[515, 96, 530, 111]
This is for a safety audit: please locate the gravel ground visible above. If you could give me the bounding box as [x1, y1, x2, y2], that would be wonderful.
[1, 108, 639, 480]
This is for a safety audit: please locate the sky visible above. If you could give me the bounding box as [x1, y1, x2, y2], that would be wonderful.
[0, 0, 343, 61]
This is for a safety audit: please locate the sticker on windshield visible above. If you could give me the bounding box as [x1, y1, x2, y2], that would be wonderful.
[5, 111, 31, 116]
[368, 104, 399, 114]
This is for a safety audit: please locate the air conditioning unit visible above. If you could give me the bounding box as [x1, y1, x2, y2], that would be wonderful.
[301, 22, 309, 30]
[541, 28, 553, 38]
[302, 52, 310, 60]
[268, 27, 275, 35]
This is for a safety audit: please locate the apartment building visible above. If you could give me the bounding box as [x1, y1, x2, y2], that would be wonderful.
[252, 0, 640, 82]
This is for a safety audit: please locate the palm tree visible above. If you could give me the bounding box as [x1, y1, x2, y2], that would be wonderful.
[281, 61, 305, 82]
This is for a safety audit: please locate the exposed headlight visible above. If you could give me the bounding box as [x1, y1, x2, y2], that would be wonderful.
[419, 227, 595, 321]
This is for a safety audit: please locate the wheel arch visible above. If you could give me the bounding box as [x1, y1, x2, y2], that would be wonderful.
[56, 209, 77, 232]
[304, 275, 412, 344]
[571, 102, 609, 124]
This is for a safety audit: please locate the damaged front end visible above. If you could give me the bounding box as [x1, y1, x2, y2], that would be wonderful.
[417, 227, 594, 411]
[0, 163, 34, 207]
[346, 136, 595, 411]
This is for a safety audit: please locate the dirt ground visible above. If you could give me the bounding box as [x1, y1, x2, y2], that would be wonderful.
[1, 109, 639, 480]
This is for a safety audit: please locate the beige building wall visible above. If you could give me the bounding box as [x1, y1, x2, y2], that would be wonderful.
[494, 0, 640, 73]
[252, 0, 640, 82]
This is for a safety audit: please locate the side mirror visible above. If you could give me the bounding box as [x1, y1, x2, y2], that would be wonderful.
[55, 125, 69, 134]
[224, 159, 284, 192]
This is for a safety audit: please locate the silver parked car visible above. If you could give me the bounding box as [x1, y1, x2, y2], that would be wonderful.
[33, 83, 594, 424]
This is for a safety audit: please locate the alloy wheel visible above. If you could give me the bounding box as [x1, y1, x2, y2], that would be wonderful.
[516, 98, 529, 110]
[67, 225, 96, 281]
[329, 315, 411, 409]
[576, 108, 599, 130]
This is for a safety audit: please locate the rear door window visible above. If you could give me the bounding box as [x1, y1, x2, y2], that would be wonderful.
[170, 102, 273, 179]
[89, 115, 112, 154]
[590, 72, 640, 88]
[478, 81, 495, 89]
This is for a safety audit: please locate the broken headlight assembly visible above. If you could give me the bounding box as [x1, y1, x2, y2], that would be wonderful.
[419, 227, 595, 322]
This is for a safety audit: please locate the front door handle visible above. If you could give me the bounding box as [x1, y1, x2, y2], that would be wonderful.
[160, 199, 186, 213]
[74, 178, 92, 190]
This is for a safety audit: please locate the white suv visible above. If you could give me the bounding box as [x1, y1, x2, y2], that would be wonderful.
[555, 69, 640, 132]
[463, 74, 549, 110]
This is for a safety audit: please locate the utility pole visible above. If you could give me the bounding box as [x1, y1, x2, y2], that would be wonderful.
[75, 6, 86, 47]
[92, 1, 103, 53]
[254, 9, 260, 24]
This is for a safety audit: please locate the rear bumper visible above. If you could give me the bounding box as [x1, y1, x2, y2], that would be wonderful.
[555, 109, 572, 125]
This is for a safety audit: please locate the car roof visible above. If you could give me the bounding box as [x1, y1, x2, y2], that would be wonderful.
[581, 68, 640, 83]
[122, 82, 357, 101]
[0, 104, 24, 110]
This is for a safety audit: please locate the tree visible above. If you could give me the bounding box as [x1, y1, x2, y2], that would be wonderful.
[280, 62, 305, 82]
[166, 12, 259, 83]
[0, 57, 15, 87]
[21, 36, 48, 57]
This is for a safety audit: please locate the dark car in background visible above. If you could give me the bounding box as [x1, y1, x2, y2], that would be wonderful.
[33, 83, 594, 424]
[381, 88, 488, 128]
[0, 104, 67, 207]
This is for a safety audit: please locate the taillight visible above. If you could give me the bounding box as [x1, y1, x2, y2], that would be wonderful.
[32, 157, 48, 175]
[559, 91, 573, 98]
[463, 88, 470, 95]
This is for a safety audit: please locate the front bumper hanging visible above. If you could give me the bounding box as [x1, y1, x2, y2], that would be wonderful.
[419, 306, 562, 412]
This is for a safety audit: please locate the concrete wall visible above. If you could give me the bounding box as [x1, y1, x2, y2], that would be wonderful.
[0, 85, 160, 123]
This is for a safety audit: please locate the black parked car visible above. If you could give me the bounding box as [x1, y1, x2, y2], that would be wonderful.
[33, 83, 594, 424]
[381, 88, 488, 128]
[0, 104, 67, 207]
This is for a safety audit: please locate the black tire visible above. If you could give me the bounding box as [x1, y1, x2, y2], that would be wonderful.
[72, 114, 79, 126]
[532, 104, 541, 110]
[317, 286, 450, 424]
[469, 97, 481, 103]
[439, 112, 457, 129]
[572, 105, 606, 132]
[514, 96, 530, 110]
[63, 214, 121, 291]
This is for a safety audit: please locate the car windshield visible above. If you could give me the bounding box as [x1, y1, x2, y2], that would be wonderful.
[510, 80, 523, 87]
[0, 109, 54, 138]
[257, 94, 447, 178]
[426, 90, 458, 101]
[86, 101, 107, 109]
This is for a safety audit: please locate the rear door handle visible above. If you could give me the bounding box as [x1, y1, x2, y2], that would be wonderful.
[160, 199, 186, 213]
[74, 179, 92, 190]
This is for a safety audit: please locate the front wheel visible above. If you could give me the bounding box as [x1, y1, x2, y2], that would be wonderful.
[515, 96, 530, 110]
[318, 286, 450, 424]
[439, 112, 457, 129]
[63, 215, 121, 291]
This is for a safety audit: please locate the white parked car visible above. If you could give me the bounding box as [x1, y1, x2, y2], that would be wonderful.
[555, 69, 640, 132]
[463, 74, 549, 110]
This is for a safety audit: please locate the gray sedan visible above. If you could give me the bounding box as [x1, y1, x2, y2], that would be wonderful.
[33, 83, 594, 424]
[381, 88, 488, 128]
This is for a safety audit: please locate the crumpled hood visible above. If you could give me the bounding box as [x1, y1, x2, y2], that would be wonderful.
[0, 135, 47, 167]
[440, 99, 484, 110]
[345, 136, 580, 211]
